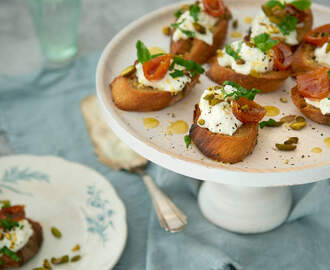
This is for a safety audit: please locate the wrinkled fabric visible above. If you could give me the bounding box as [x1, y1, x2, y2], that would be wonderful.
[1, 53, 330, 270]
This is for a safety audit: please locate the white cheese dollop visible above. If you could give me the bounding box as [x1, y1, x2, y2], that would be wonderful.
[305, 96, 330, 115]
[251, 11, 298, 46]
[217, 41, 274, 75]
[197, 85, 242, 135]
[0, 219, 33, 252]
[172, 4, 217, 45]
[314, 42, 330, 68]
[135, 62, 191, 93]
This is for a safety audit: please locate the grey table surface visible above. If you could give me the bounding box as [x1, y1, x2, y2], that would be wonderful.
[0, 0, 329, 76]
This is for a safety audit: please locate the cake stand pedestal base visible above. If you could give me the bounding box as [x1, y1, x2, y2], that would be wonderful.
[198, 182, 292, 234]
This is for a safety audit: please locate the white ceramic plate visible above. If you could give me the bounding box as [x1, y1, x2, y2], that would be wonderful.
[0, 155, 127, 270]
[96, 0, 330, 186]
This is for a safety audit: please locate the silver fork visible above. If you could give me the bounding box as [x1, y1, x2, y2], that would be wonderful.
[135, 169, 187, 233]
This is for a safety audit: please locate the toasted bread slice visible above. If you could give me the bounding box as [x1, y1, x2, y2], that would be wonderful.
[1, 219, 43, 268]
[189, 104, 258, 163]
[292, 42, 327, 75]
[170, 9, 231, 64]
[110, 73, 199, 112]
[291, 86, 330, 125]
[206, 57, 291, 93]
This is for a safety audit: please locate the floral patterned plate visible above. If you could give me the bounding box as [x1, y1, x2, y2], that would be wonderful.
[0, 155, 127, 270]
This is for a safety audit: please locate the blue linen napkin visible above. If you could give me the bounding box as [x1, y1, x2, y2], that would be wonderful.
[1, 53, 330, 270]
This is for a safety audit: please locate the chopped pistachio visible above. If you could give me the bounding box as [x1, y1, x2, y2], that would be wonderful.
[295, 116, 306, 122]
[162, 26, 171, 36]
[120, 65, 136, 77]
[198, 119, 205, 125]
[276, 143, 297, 151]
[71, 255, 81, 262]
[51, 227, 62, 239]
[232, 19, 238, 29]
[280, 97, 287, 103]
[280, 115, 296, 123]
[290, 121, 306, 130]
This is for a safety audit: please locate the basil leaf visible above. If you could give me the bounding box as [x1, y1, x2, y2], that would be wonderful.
[265, 0, 285, 9]
[222, 81, 261, 100]
[0, 247, 20, 262]
[278, 15, 298, 35]
[170, 70, 185, 78]
[184, 135, 191, 148]
[180, 29, 195, 38]
[225, 44, 242, 61]
[171, 20, 195, 38]
[172, 56, 204, 77]
[136, 40, 151, 64]
[1, 215, 19, 231]
[189, 4, 200, 22]
[174, 8, 185, 19]
[290, 0, 311, 11]
[253, 33, 279, 52]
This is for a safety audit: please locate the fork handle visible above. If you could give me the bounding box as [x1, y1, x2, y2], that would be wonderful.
[138, 171, 187, 233]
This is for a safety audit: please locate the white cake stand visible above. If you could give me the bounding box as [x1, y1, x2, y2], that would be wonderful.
[96, 0, 330, 233]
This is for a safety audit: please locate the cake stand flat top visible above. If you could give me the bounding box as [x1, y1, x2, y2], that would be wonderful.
[96, 0, 330, 187]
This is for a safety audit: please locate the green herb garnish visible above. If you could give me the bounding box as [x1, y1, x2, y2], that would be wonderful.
[136, 40, 165, 64]
[278, 15, 298, 35]
[136, 40, 152, 64]
[1, 200, 10, 209]
[170, 69, 185, 78]
[290, 0, 311, 11]
[189, 4, 200, 22]
[265, 0, 285, 9]
[0, 258, 3, 266]
[0, 215, 19, 231]
[181, 29, 196, 38]
[328, 70, 330, 80]
[225, 44, 242, 61]
[253, 33, 279, 52]
[0, 247, 20, 262]
[222, 81, 261, 100]
[171, 56, 204, 77]
[259, 118, 283, 128]
[174, 8, 186, 19]
[184, 135, 191, 148]
[171, 20, 196, 38]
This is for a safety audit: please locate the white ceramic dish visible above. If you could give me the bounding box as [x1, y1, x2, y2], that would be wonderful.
[0, 155, 127, 269]
[96, 0, 330, 187]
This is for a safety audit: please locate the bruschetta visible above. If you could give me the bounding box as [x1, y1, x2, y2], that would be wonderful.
[207, 35, 293, 93]
[292, 24, 330, 75]
[170, 0, 231, 64]
[291, 67, 330, 125]
[189, 81, 266, 163]
[250, 0, 313, 48]
[0, 202, 43, 269]
[110, 40, 204, 112]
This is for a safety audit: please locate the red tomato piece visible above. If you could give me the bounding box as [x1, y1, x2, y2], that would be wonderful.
[202, 0, 225, 17]
[0, 205, 25, 222]
[304, 24, 330, 47]
[232, 97, 266, 123]
[142, 54, 172, 81]
[273, 42, 293, 70]
[297, 67, 330, 99]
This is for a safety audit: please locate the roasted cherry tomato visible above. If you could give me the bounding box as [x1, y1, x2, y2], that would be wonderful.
[202, 0, 225, 17]
[297, 67, 330, 99]
[273, 42, 293, 70]
[142, 54, 172, 81]
[304, 24, 330, 46]
[232, 97, 266, 123]
[0, 205, 25, 222]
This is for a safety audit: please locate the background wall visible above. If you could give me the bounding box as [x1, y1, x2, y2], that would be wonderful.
[0, 0, 328, 75]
